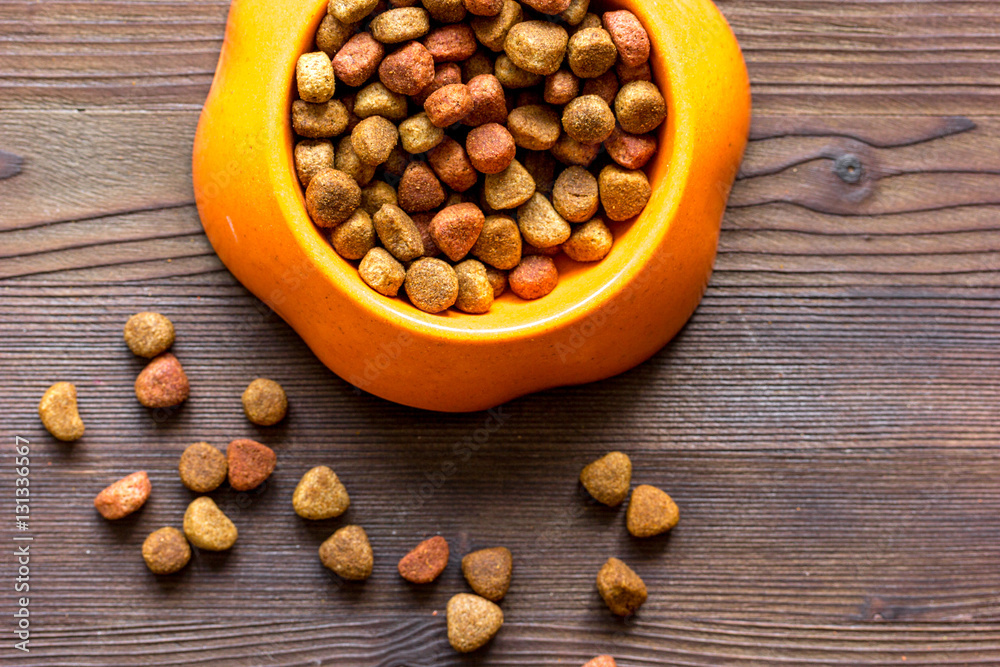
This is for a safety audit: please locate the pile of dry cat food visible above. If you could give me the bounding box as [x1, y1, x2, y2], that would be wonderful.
[38, 312, 680, 658]
[292, 0, 665, 313]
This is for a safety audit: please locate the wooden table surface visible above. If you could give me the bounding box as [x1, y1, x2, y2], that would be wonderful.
[3, 0, 1000, 664]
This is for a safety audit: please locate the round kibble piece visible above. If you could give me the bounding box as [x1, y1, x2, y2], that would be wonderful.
[454, 259, 494, 313]
[461, 546, 512, 601]
[429, 203, 485, 261]
[351, 116, 399, 166]
[332, 209, 378, 259]
[626, 484, 680, 537]
[413, 62, 462, 106]
[485, 266, 507, 297]
[428, 137, 478, 191]
[447, 593, 504, 653]
[316, 15, 357, 56]
[602, 10, 650, 67]
[494, 54, 543, 88]
[483, 159, 535, 209]
[227, 438, 277, 491]
[509, 255, 558, 299]
[466, 123, 515, 174]
[178, 441, 227, 493]
[604, 125, 657, 169]
[424, 24, 478, 62]
[380, 42, 436, 95]
[544, 69, 579, 104]
[38, 382, 85, 441]
[399, 112, 445, 153]
[560, 0, 589, 25]
[359, 247, 407, 296]
[575, 12, 603, 31]
[398, 162, 447, 212]
[562, 94, 615, 144]
[374, 203, 425, 260]
[463, 74, 507, 126]
[353, 82, 408, 121]
[552, 165, 599, 222]
[292, 99, 349, 138]
[471, 214, 521, 269]
[293, 465, 351, 519]
[551, 133, 600, 167]
[615, 80, 667, 134]
[470, 0, 522, 51]
[517, 192, 571, 249]
[598, 164, 651, 221]
[423, 0, 467, 23]
[142, 527, 191, 575]
[424, 83, 474, 127]
[329, 0, 379, 23]
[582, 69, 618, 104]
[361, 181, 397, 216]
[94, 471, 151, 520]
[124, 312, 175, 358]
[522, 0, 571, 14]
[135, 353, 189, 408]
[332, 33, 385, 87]
[507, 105, 561, 150]
[306, 168, 362, 226]
[405, 258, 459, 313]
[370, 7, 430, 43]
[295, 139, 336, 187]
[398, 535, 450, 583]
[296, 51, 335, 103]
[335, 136, 376, 185]
[503, 21, 568, 76]
[462, 50, 495, 81]
[596, 557, 647, 616]
[563, 218, 612, 262]
[183, 497, 238, 551]
[242, 378, 288, 426]
[320, 525, 374, 580]
[463, 0, 502, 15]
[567, 28, 617, 79]
[580, 451, 631, 506]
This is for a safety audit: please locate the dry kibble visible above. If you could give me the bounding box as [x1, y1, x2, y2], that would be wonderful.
[504, 21, 568, 76]
[604, 125, 656, 170]
[227, 438, 277, 491]
[614, 80, 667, 134]
[465, 123, 515, 174]
[551, 133, 600, 167]
[373, 204, 425, 260]
[567, 28, 617, 79]
[405, 258, 459, 312]
[424, 24, 478, 62]
[353, 82, 408, 121]
[544, 69, 580, 104]
[320, 525, 374, 580]
[602, 10, 650, 67]
[615, 59, 651, 84]
[124, 312, 175, 358]
[398, 161, 447, 212]
[242, 378, 288, 426]
[471, 214, 521, 269]
[295, 139, 336, 186]
[517, 192, 571, 248]
[575, 12, 603, 32]
[293, 99, 349, 137]
[563, 218, 612, 261]
[359, 247, 407, 296]
[332, 33, 386, 87]
[183, 497, 238, 551]
[507, 104, 561, 150]
[398, 535, 449, 583]
[485, 266, 507, 297]
[522, 149, 557, 193]
[522, 0, 571, 14]
[424, 83, 474, 127]
[581, 69, 618, 104]
[351, 116, 399, 166]
[560, 0, 590, 25]
[580, 451, 631, 506]
[329, 0, 379, 23]
[370, 7, 430, 43]
[38, 382, 85, 442]
[582, 658, 616, 667]
[464, 74, 507, 126]
[361, 181, 398, 216]
[596, 557, 647, 616]
[316, 15, 357, 55]
[509, 254, 558, 299]
[411, 212, 442, 257]
[454, 259, 494, 313]
[135, 353, 189, 408]
[296, 51, 335, 103]
[332, 209, 378, 259]
[380, 42, 436, 95]
[626, 484, 680, 537]
[429, 203, 485, 261]
[428, 137, 478, 191]
[562, 94, 615, 144]
[422, 0, 467, 23]
[522, 241, 561, 256]
[598, 164, 651, 221]
[461, 546, 512, 601]
[413, 62, 462, 106]
[142, 527, 191, 575]
[178, 441, 227, 493]
[552, 165, 598, 222]
[470, 0, 522, 51]
[293, 465, 350, 520]
[94, 471, 150, 520]
[447, 594, 504, 653]
[383, 144, 411, 176]
[493, 53, 543, 88]
[399, 112, 445, 153]
[483, 158, 535, 209]
[307, 167, 363, 226]
[463, 0, 502, 17]
[336, 136, 376, 185]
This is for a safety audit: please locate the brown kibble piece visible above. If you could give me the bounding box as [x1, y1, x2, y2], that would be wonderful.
[507, 104, 561, 150]
[423, 0, 467, 23]
[485, 266, 507, 297]
[398, 162, 447, 212]
[293, 465, 351, 520]
[447, 593, 504, 653]
[552, 165, 599, 222]
[399, 112, 445, 153]
[494, 53, 543, 88]
[398, 535, 450, 583]
[306, 168, 362, 225]
[316, 15, 357, 56]
[361, 181, 398, 216]
[428, 137, 478, 191]
[522, 149, 557, 194]
[413, 62, 462, 106]
[454, 259, 494, 313]
[483, 158, 535, 209]
[461, 546, 512, 601]
[351, 116, 399, 166]
[517, 192, 571, 248]
[424, 83, 474, 127]
[332, 209, 378, 259]
[563, 218, 612, 262]
[464, 74, 507, 126]
[604, 125, 656, 169]
[329, 0, 379, 23]
[380, 42, 436, 95]
[582, 69, 618, 104]
[142, 527, 191, 575]
[384, 144, 411, 177]
[38, 382, 85, 442]
[124, 312, 175, 358]
[296, 51, 335, 103]
[551, 133, 600, 167]
[462, 50, 495, 81]
[504, 21, 568, 76]
[466, 123, 515, 174]
[227, 438, 277, 491]
[373, 204, 425, 261]
[616, 59, 651, 84]
[295, 139, 336, 186]
[336, 136, 377, 185]
[567, 28, 617, 79]
[470, 0, 522, 52]
[626, 484, 680, 537]
[562, 94, 615, 144]
[333, 33, 386, 87]
[580, 451, 631, 506]
[597, 557, 647, 616]
[471, 214, 521, 269]
[183, 496, 238, 551]
[178, 441, 227, 493]
[509, 255, 558, 299]
[602, 10, 650, 67]
[429, 203, 485, 261]
[320, 525, 374, 580]
[242, 378, 288, 426]
[522, 0, 571, 14]
[463, 0, 502, 16]
[370, 7, 431, 43]
[424, 24, 478, 62]
[405, 258, 459, 312]
[293, 99, 349, 138]
[598, 164, 651, 221]
[359, 247, 407, 296]
[135, 353, 189, 408]
[614, 80, 667, 134]
[545, 69, 580, 104]
[560, 0, 589, 25]
[353, 82, 409, 121]
[582, 658, 616, 667]
[411, 212, 442, 257]
[94, 471, 150, 520]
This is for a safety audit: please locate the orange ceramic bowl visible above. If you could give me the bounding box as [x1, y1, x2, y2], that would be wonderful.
[193, 0, 750, 412]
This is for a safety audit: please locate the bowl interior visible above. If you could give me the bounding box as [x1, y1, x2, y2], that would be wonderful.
[283, 0, 681, 336]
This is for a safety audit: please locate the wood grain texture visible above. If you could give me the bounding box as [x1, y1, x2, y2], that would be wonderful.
[2, 0, 1000, 664]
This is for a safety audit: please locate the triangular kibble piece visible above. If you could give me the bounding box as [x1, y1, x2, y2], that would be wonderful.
[626, 484, 679, 537]
[580, 451, 632, 506]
